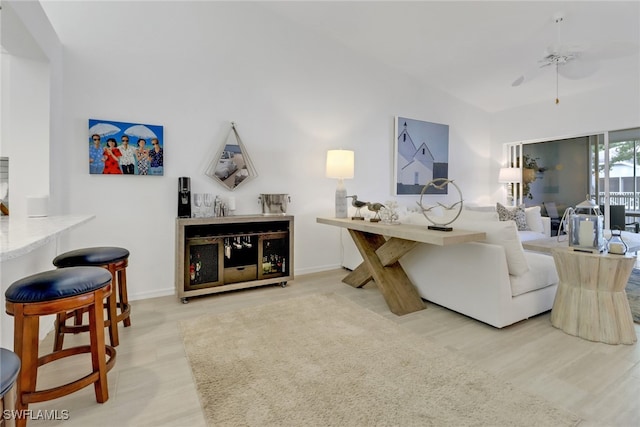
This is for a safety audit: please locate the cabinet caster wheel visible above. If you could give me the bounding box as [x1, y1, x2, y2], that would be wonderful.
[281, 282, 287, 288]
[181, 298, 189, 304]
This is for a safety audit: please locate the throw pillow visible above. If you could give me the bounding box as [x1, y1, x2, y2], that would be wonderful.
[496, 202, 530, 231]
[524, 206, 544, 234]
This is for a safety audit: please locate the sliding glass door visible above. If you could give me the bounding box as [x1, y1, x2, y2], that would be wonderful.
[595, 131, 640, 212]
[505, 127, 640, 231]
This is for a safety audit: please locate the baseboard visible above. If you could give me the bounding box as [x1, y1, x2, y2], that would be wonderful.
[129, 266, 344, 302]
[294, 264, 343, 275]
[129, 287, 175, 301]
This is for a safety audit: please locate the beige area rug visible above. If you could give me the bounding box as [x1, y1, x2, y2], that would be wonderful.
[180, 294, 581, 426]
[625, 268, 640, 323]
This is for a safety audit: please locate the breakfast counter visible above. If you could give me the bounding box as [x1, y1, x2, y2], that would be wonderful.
[0, 214, 95, 261]
[1, 214, 95, 349]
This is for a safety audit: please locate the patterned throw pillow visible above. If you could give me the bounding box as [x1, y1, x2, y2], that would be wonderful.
[496, 202, 530, 231]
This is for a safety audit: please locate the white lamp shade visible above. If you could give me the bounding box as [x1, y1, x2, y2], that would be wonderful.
[326, 150, 354, 179]
[498, 167, 522, 183]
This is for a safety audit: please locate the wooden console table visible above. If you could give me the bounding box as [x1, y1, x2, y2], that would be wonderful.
[550, 248, 636, 345]
[317, 217, 485, 316]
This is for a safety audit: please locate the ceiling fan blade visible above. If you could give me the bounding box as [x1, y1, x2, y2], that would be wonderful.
[512, 76, 525, 87]
[512, 65, 546, 87]
[548, 42, 591, 56]
[558, 58, 600, 80]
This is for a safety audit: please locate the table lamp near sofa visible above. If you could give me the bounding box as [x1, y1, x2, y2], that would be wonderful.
[498, 167, 521, 206]
[326, 149, 354, 218]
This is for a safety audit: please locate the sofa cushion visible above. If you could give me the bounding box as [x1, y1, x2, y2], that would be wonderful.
[466, 203, 545, 235]
[464, 203, 496, 212]
[446, 217, 530, 276]
[497, 203, 530, 231]
[509, 251, 558, 296]
[458, 209, 499, 222]
[405, 212, 530, 276]
[518, 230, 546, 242]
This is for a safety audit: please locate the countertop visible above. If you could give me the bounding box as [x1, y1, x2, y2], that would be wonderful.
[0, 215, 95, 262]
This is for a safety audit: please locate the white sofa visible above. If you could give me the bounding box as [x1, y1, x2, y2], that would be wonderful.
[340, 207, 559, 328]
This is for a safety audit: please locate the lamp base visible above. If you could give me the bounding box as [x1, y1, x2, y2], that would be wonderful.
[335, 181, 348, 218]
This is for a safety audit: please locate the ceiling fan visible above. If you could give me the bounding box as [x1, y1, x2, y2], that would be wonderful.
[511, 13, 635, 104]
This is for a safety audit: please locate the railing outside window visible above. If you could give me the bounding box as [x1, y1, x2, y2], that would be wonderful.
[598, 192, 639, 211]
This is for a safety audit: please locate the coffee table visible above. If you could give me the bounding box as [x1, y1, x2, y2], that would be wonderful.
[550, 247, 637, 345]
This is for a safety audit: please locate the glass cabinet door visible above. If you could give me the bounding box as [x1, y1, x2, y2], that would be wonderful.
[184, 237, 224, 291]
[258, 231, 289, 279]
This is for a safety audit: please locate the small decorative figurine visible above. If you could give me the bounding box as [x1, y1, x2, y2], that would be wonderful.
[380, 201, 401, 224]
[366, 201, 385, 222]
[346, 195, 367, 220]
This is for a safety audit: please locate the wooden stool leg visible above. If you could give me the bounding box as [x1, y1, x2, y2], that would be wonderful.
[13, 305, 40, 427]
[106, 265, 119, 347]
[53, 312, 66, 352]
[88, 290, 109, 403]
[106, 290, 119, 347]
[118, 268, 131, 327]
[73, 309, 84, 326]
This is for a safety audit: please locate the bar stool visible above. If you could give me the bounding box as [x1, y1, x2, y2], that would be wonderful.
[52, 247, 131, 350]
[1, 348, 21, 427]
[5, 267, 116, 427]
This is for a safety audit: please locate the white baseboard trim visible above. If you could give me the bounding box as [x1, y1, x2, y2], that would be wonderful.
[128, 265, 344, 302]
[129, 287, 175, 301]
[294, 264, 343, 275]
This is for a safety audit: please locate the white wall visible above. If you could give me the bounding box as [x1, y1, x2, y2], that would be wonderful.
[34, 1, 492, 300]
[0, 0, 62, 217]
[491, 81, 640, 153]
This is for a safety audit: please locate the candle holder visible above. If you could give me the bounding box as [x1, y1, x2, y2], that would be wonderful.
[607, 230, 628, 255]
[567, 196, 605, 253]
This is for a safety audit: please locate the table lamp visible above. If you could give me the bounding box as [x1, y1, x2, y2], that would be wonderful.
[498, 167, 522, 206]
[326, 149, 354, 218]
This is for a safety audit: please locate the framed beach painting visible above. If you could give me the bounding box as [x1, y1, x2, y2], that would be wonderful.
[394, 116, 449, 195]
[88, 119, 164, 175]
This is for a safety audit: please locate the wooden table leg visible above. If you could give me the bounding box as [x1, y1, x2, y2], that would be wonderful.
[343, 262, 372, 288]
[346, 229, 425, 316]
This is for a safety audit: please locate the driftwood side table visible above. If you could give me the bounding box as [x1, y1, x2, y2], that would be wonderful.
[551, 248, 637, 345]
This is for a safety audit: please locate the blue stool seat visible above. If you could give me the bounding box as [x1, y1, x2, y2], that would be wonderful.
[0, 348, 20, 398]
[5, 267, 112, 303]
[52, 247, 129, 267]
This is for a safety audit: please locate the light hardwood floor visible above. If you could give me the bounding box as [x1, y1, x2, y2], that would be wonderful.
[24, 268, 640, 426]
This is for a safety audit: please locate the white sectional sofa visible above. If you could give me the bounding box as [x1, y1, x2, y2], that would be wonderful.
[340, 206, 559, 328]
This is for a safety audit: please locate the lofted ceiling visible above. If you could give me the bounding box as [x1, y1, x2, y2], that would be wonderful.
[261, 1, 640, 113]
[38, 1, 640, 113]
